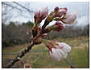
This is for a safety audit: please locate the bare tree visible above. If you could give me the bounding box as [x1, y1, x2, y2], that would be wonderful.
[2, 2, 33, 24]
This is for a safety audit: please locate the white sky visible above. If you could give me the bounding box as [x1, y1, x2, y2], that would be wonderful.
[9, 2, 89, 22]
[2, 2, 89, 28]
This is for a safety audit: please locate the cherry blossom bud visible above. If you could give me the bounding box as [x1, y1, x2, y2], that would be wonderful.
[54, 7, 59, 11]
[60, 8, 67, 13]
[34, 8, 48, 24]
[49, 48, 66, 61]
[54, 8, 67, 17]
[57, 42, 71, 53]
[43, 21, 64, 33]
[45, 41, 71, 61]
[54, 21, 64, 31]
[62, 13, 77, 24]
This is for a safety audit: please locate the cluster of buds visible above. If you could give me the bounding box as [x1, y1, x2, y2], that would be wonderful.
[42, 7, 67, 30]
[6, 7, 77, 68]
[32, 6, 76, 61]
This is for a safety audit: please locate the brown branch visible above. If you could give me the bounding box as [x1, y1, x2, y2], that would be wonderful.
[5, 42, 34, 68]
[5, 32, 42, 68]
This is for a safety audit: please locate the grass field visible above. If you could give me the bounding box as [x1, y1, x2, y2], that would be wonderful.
[2, 36, 89, 68]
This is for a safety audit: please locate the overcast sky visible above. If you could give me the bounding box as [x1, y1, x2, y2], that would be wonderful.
[3, 2, 89, 28]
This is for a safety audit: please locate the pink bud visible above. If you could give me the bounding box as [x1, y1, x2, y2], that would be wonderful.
[34, 8, 48, 24]
[55, 8, 67, 17]
[41, 8, 48, 19]
[54, 21, 64, 31]
[54, 7, 59, 11]
[62, 13, 76, 24]
[59, 8, 67, 13]
[44, 41, 71, 61]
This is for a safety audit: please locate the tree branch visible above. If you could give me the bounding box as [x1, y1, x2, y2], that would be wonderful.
[2, 2, 22, 12]
[13, 2, 33, 14]
[5, 42, 34, 68]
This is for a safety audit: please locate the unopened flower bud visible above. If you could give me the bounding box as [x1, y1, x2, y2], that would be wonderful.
[54, 7, 59, 11]
[44, 40, 71, 61]
[54, 21, 64, 31]
[54, 8, 67, 18]
[34, 8, 48, 24]
[62, 13, 77, 24]
[43, 21, 64, 33]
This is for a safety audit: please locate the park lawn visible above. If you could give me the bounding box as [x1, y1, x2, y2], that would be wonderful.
[2, 36, 89, 68]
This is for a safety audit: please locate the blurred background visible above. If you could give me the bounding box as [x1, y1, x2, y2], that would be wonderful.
[2, 2, 89, 68]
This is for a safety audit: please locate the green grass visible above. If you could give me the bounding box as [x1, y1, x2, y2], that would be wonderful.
[70, 47, 89, 68]
[2, 36, 89, 68]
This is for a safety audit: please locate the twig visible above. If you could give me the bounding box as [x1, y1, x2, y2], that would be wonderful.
[5, 32, 42, 68]
[5, 42, 34, 68]
[13, 2, 33, 14]
[2, 2, 22, 11]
